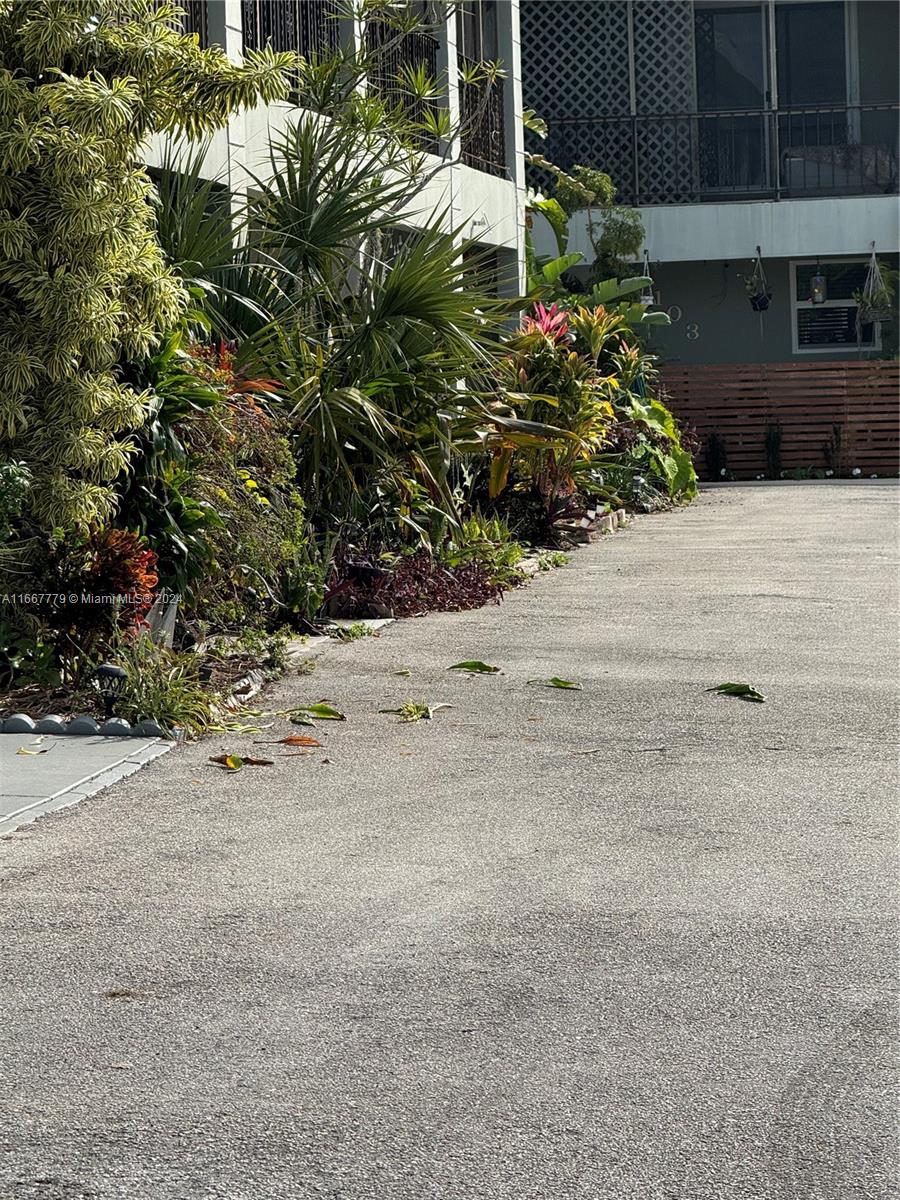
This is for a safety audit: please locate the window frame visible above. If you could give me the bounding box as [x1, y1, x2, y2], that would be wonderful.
[789, 256, 882, 354]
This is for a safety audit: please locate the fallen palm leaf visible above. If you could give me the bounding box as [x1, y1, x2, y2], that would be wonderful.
[706, 682, 766, 703]
[16, 737, 52, 756]
[527, 677, 582, 690]
[448, 660, 501, 674]
[379, 701, 453, 723]
[16, 734, 51, 753]
[254, 735, 322, 747]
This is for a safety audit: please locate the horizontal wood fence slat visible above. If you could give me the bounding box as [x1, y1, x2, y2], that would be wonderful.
[658, 359, 899, 479]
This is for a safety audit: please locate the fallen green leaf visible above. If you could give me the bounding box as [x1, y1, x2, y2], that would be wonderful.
[290, 703, 346, 721]
[706, 682, 766, 703]
[526, 677, 582, 690]
[448, 661, 501, 674]
[209, 753, 244, 771]
[394, 668, 412, 677]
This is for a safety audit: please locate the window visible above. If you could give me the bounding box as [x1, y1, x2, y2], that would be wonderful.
[457, 1, 498, 62]
[695, 5, 768, 111]
[775, 1, 846, 109]
[791, 259, 880, 352]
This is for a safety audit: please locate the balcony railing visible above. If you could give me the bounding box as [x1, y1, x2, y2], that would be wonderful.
[365, 21, 441, 154]
[155, 0, 208, 45]
[535, 104, 899, 206]
[459, 58, 506, 177]
[242, 0, 341, 57]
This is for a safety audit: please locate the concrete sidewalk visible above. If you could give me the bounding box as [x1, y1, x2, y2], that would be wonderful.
[0, 482, 896, 1199]
[0, 735, 172, 836]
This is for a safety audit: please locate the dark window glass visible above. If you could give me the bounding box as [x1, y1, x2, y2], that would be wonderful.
[795, 261, 868, 301]
[695, 6, 767, 111]
[797, 306, 875, 346]
[776, 1, 846, 108]
[457, 1, 498, 61]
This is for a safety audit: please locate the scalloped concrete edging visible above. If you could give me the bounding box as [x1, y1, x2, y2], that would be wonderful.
[0, 713, 166, 737]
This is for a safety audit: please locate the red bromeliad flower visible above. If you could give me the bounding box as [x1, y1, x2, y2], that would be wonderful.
[520, 302, 570, 343]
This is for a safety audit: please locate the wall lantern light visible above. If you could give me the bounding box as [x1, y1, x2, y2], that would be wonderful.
[93, 662, 127, 718]
[810, 265, 827, 305]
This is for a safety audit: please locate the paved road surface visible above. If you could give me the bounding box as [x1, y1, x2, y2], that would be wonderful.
[1, 482, 897, 1200]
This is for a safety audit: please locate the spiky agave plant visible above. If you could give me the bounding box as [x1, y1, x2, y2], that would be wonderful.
[0, 0, 292, 537]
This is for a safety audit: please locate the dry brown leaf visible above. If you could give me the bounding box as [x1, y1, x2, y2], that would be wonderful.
[255, 735, 322, 747]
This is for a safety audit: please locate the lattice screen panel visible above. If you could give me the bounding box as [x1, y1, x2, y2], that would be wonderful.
[632, 0, 696, 115]
[636, 119, 698, 204]
[521, 0, 703, 204]
[520, 1, 630, 120]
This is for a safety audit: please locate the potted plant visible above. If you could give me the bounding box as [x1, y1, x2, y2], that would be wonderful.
[743, 248, 772, 312]
[855, 252, 896, 325]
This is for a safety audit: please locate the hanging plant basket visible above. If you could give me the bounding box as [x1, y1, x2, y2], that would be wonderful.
[745, 248, 772, 313]
[861, 301, 893, 324]
[749, 290, 772, 312]
[858, 248, 895, 325]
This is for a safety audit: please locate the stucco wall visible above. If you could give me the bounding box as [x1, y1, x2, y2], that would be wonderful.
[643, 257, 899, 365]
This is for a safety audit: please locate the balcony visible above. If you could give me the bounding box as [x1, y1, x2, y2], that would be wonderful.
[459, 59, 506, 177]
[537, 104, 899, 207]
[241, 0, 341, 58]
[365, 21, 440, 154]
[155, 0, 208, 45]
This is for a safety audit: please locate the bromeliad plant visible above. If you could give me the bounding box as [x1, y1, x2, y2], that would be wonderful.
[487, 298, 697, 541]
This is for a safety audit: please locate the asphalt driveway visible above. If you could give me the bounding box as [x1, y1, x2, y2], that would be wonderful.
[0, 482, 897, 1200]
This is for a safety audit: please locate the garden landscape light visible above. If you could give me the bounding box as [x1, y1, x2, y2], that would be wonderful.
[93, 663, 127, 718]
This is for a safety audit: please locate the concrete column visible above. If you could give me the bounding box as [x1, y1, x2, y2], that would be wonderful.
[436, 4, 464, 234]
[496, 0, 526, 293]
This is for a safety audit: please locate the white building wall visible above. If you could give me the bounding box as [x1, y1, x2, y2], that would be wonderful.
[147, 1, 526, 275]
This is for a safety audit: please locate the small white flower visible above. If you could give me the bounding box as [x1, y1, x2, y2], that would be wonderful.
[825, 469, 834, 477]
[720, 468, 727, 477]
[755, 474, 764, 480]
[851, 467, 862, 477]
[870, 474, 879, 479]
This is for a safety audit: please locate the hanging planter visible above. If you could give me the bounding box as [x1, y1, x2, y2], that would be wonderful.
[745, 246, 772, 312]
[856, 244, 895, 325]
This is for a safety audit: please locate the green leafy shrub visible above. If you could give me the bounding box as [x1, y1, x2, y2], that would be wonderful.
[0, 0, 291, 536]
[112, 631, 213, 738]
[443, 513, 525, 586]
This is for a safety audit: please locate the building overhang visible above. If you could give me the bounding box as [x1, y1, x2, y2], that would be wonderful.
[549, 194, 899, 265]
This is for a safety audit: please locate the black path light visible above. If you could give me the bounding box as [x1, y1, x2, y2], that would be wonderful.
[93, 663, 127, 718]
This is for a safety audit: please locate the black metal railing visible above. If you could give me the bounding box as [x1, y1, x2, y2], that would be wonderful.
[154, 0, 209, 45]
[366, 21, 441, 153]
[242, 0, 341, 57]
[535, 104, 899, 206]
[459, 58, 506, 177]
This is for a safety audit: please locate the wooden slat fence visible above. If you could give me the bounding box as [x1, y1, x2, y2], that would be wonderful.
[658, 359, 899, 479]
